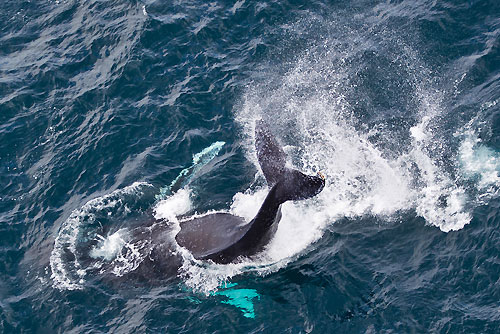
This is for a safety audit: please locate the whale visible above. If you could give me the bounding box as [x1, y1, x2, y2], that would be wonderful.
[71, 122, 325, 286]
[175, 120, 325, 264]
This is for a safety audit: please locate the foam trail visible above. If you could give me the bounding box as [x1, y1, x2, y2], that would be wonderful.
[156, 141, 225, 200]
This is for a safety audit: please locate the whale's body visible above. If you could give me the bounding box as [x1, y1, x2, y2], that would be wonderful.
[175, 121, 325, 264]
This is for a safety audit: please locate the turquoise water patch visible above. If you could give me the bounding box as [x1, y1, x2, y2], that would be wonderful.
[214, 283, 260, 319]
[184, 282, 261, 319]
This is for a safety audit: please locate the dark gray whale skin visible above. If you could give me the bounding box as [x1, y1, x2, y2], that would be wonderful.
[175, 120, 325, 264]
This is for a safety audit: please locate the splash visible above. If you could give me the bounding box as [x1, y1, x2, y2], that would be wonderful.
[155, 188, 193, 222]
[177, 16, 500, 294]
[50, 182, 153, 290]
[459, 131, 500, 194]
[233, 34, 478, 235]
[90, 229, 128, 261]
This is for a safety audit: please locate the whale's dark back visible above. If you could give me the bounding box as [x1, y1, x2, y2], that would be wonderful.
[176, 213, 251, 259]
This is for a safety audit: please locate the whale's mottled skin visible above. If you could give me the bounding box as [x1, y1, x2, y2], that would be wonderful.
[175, 120, 325, 264]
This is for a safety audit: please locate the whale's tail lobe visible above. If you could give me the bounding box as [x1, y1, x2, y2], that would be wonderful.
[274, 168, 325, 203]
[255, 120, 325, 203]
[255, 119, 287, 186]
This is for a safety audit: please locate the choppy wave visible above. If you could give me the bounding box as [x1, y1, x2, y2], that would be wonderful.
[3, 0, 500, 331]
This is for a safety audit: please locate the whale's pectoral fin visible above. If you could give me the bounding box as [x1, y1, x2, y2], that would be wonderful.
[274, 169, 326, 203]
[255, 120, 287, 186]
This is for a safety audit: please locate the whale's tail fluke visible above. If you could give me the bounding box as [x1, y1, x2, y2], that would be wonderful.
[255, 120, 325, 203]
[274, 168, 325, 204]
[176, 121, 325, 264]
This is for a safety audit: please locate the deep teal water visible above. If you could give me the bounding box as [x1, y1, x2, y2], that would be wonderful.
[1, 0, 500, 332]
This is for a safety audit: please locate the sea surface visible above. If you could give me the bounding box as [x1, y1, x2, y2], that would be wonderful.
[1, 0, 500, 332]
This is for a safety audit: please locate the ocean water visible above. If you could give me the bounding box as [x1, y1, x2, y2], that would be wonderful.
[1, 0, 500, 332]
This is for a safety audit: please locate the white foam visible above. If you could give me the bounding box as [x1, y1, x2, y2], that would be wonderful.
[410, 117, 429, 142]
[110, 238, 152, 277]
[90, 229, 128, 261]
[154, 188, 192, 222]
[229, 188, 267, 222]
[459, 132, 500, 189]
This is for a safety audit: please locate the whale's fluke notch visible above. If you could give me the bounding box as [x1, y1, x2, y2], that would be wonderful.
[255, 119, 286, 186]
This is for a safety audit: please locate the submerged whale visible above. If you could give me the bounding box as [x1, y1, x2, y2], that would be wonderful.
[175, 120, 325, 264]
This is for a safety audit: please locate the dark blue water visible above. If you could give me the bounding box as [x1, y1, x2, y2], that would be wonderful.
[1, 0, 500, 332]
